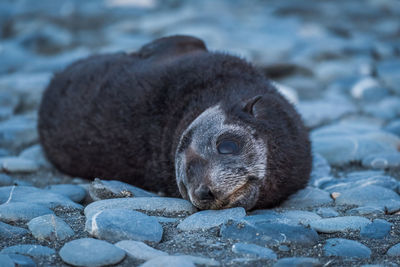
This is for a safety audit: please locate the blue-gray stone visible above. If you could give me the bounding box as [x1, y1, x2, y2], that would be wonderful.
[0, 254, 14, 267]
[387, 243, 400, 256]
[314, 207, 339, 218]
[310, 153, 331, 184]
[362, 152, 400, 169]
[27, 214, 74, 241]
[0, 186, 83, 210]
[59, 238, 126, 267]
[6, 253, 36, 267]
[86, 208, 163, 243]
[0, 157, 39, 173]
[385, 119, 400, 137]
[360, 219, 392, 239]
[19, 144, 52, 169]
[273, 257, 321, 267]
[177, 207, 246, 231]
[248, 210, 321, 226]
[0, 115, 38, 150]
[0, 202, 53, 223]
[221, 220, 319, 246]
[0, 174, 13, 186]
[280, 187, 333, 208]
[84, 197, 196, 219]
[0, 221, 29, 239]
[345, 206, 385, 216]
[115, 240, 168, 260]
[140, 256, 195, 267]
[45, 184, 87, 203]
[309, 216, 370, 233]
[1, 244, 55, 257]
[363, 97, 400, 120]
[324, 238, 371, 259]
[350, 77, 389, 102]
[232, 243, 277, 260]
[377, 59, 400, 94]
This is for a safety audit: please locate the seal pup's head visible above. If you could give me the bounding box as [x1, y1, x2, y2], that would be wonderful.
[175, 96, 269, 210]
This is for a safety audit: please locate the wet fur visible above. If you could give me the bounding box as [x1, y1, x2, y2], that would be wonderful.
[39, 35, 312, 209]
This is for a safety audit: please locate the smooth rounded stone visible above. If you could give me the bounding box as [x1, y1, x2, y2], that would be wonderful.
[280, 187, 333, 208]
[177, 207, 246, 231]
[88, 178, 158, 201]
[115, 240, 168, 260]
[45, 184, 87, 203]
[0, 221, 29, 239]
[387, 243, 400, 256]
[19, 144, 52, 169]
[1, 244, 55, 257]
[0, 173, 13, 186]
[28, 214, 74, 241]
[140, 255, 195, 267]
[232, 243, 277, 260]
[278, 245, 290, 252]
[377, 59, 400, 94]
[314, 207, 339, 218]
[179, 255, 220, 266]
[273, 257, 321, 267]
[385, 119, 400, 137]
[346, 206, 385, 216]
[362, 153, 400, 169]
[0, 202, 54, 223]
[6, 253, 36, 267]
[363, 97, 400, 120]
[350, 77, 389, 102]
[84, 197, 197, 219]
[220, 220, 319, 246]
[0, 114, 38, 150]
[324, 238, 371, 259]
[0, 186, 83, 210]
[309, 216, 370, 233]
[249, 210, 321, 226]
[59, 238, 126, 267]
[85, 208, 163, 243]
[335, 185, 400, 208]
[0, 254, 14, 267]
[360, 219, 392, 239]
[309, 153, 331, 186]
[0, 157, 39, 173]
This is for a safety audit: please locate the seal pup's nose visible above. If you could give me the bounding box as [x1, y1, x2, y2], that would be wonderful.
[194, 184, 214, 201]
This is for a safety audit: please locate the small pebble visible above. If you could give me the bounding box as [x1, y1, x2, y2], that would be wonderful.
[0, 157, 39, 173]
[59, 238, 126, 267]
[28, 214, 75, 241]
[0, 202, 54, 223]
[324, 238, 371, 259]
[0, 221, 29, 239]
[115, 240, 168, 260]
[346, 206, 385, 216]
[360, 219, 392, 239]
[314, 207, 339, 218]
[309, 216, 370, 233]
[1, 244, 55, 257]
[232, 243, 277, 260]
[387, 243, 400, 256]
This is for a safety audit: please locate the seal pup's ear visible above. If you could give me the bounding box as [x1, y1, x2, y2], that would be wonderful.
[242, 95, 264, 118]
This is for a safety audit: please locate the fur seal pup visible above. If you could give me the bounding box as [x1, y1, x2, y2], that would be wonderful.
[39, 35, 312, 210]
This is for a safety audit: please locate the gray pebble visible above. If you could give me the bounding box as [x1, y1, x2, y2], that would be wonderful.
[360, 219, 392, 239]
[314, 207, 339, 218]
[0, 157, 39, 173]
[140, 255, 195, 267]
[273, 257, 321, 267]
[0, 174, 13, 186]
[0, 202, 53, 223]
[0, 254, 14, 267]
[115, 240, 168, 260]
[59, 238, 126, 267]
[387, 243, 400, 256]
[84, 197, 196, 219]
[309, 216, 370, 233]
[0, 221, 29, 239]
[346, 206, 385, 216]
[86, 208, 163, 243]
[6, 253, 36, 267]
[324, 238, 371, 259]
[280, 187, 333, 208]
[45, 184, 87, 203]
[27, 214, 74, 241]
[1, 244, 55, 257]
[249, 210, 321, 226]
[19, 144, 52, 169]
[278, 245, 290, 252]
[178, 207, 246, 231]
[362, 152, 400, 169]
[232, 243, 277, 260]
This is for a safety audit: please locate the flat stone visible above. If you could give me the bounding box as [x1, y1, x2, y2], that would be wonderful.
[360, 219, 392, 239]
[232, 243, 277, 260]
[387, 243, 400, 256]
[84, 197, 196, 219]
[280, 187, 333, 208]
[19, 144, 52, 169]
[249, 210, 321, 226]
[0, 202, 54, 223]
[59, 238, 126, 267]
[0, 157, 39, 173]
[28, 214, 75, 241]
[221, 220, 319, 246]
[0, 115, 38, 150]
[6, 253, 36, 267]
[0, 174, 13, 186]
[88, 178, 158, 201]
[177, 207, 246, 231]
[85, 208, 163, 243]
[115, 240, 168, 260]
[273, 257, 321, 267]
[309, 216, 370, 233]
[362, 152, 400, 169]
[346, 206, 385, 216]
[140, 255, 195, 267]
[0, 221, 29, 239]
[314, 207, 339, 218]
[45, 184, 87, 203]
[0, 186, 83, 210]
[324, 238, 371, 259]
[0, 254, 14, 267]
[1, 244, 55, 257]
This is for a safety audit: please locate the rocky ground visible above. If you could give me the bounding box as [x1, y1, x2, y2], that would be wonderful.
[1, 0, 400, 266]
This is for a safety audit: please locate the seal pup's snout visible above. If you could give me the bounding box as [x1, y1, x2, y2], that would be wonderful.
[194, 184, 215, 202]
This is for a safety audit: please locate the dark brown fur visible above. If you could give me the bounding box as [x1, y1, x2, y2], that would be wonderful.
[38, 35, 311, 209]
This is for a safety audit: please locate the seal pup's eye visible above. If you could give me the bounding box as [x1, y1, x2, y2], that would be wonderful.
[217, 140, 240, 154]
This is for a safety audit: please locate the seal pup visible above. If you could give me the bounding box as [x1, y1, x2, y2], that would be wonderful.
[39, 35, 312, 210]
